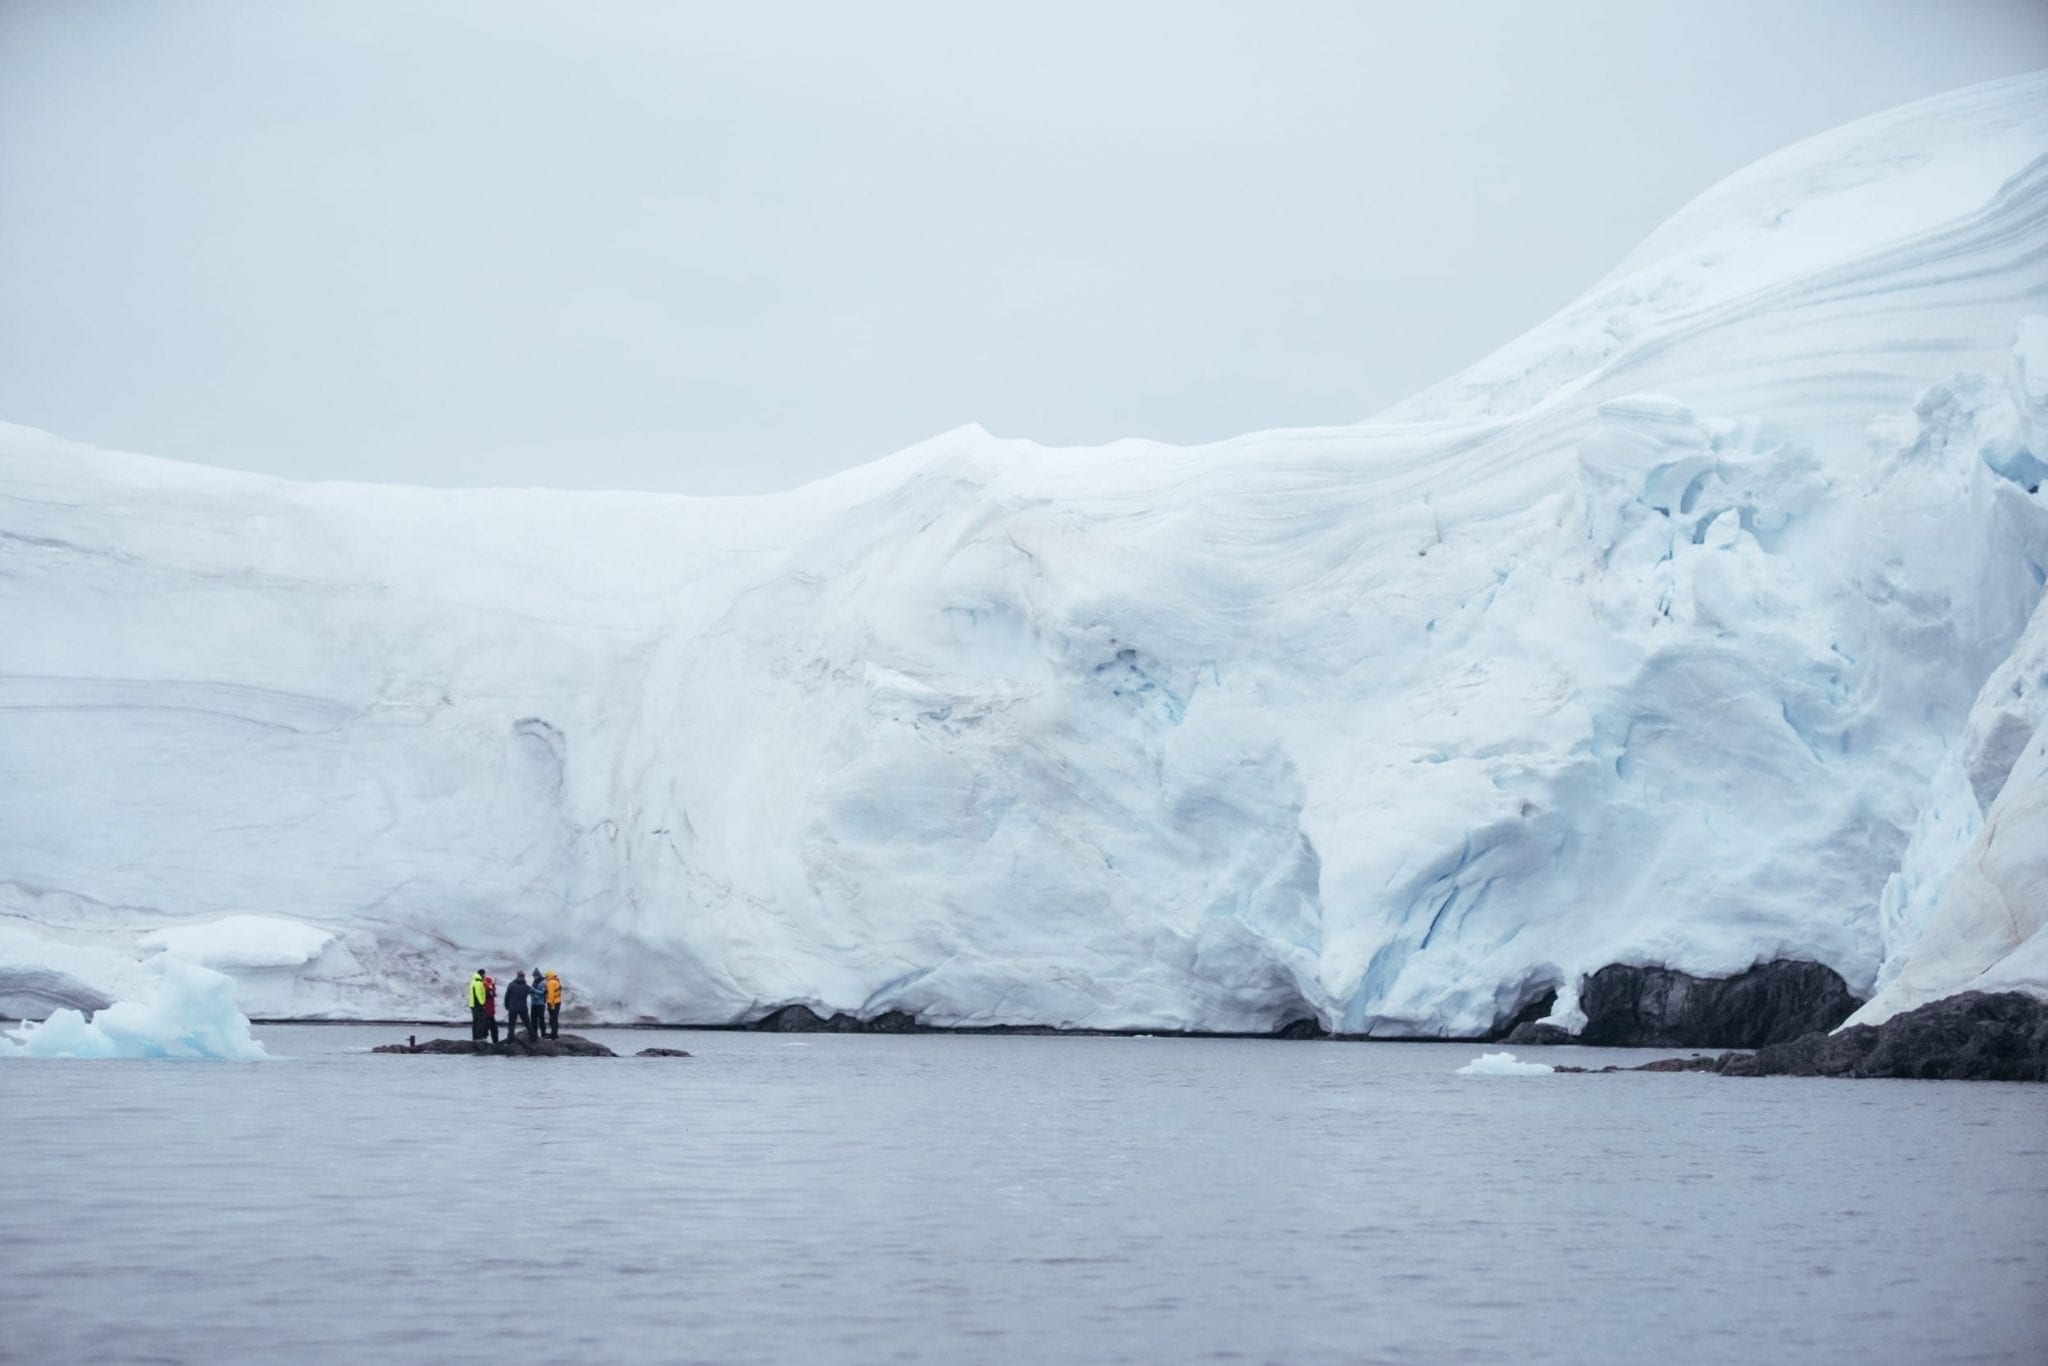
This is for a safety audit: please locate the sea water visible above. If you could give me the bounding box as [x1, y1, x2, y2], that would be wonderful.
[3, 1026, 2043, 1364]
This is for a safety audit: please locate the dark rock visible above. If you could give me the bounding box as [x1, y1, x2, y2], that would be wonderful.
[634, 1047, 692, 1057]
[374, 1034, 618, 1057]
[750, 1004, 833, 1031]
[1742, 1028, 1864, 1077]
[1486, 988, 1560, 1043]
[748, 1004, 924, 1033]
[1617, 992, 2048, 1082]
[1751, 990, 2047, 1082]
[1274, 1017, 1329, 1040]
[1629, 1054, 1736, 1073]
[1575, 960, 1861, 1048]
[1503, 1022, 1574, 1046]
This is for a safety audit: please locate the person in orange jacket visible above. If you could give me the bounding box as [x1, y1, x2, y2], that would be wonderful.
[543, 970, 563, 1039]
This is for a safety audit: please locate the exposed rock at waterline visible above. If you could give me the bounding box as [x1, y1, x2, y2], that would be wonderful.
[1484, 989, 1560, 1043]
[1512, 960, 1862, 1048]
[744, 1003, 1332, 1039]
[1734, 990, 2046, 1081]
[749, 1005, 924, 1033]
[1502, 1022, 1575, 1047]
[374, 1034, 621, 1057]
[1558, 991, 2048, 1082]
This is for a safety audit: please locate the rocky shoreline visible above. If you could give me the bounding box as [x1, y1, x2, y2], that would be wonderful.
[1504, 960, 1862, 1049]
[361, 992, 2047, 1080]
[372, 1034, 689, 1058]
[1558, 992, 2048, 1083]
[746, 958, 1871, 1049]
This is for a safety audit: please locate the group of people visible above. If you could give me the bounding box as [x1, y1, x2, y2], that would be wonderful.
[466, 968, 563, 1045]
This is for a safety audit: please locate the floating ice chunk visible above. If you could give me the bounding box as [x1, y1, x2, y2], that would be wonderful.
[2, 958, 269, 1060]
[138, 914, 333, 970]
[1456, 1050, 1554, 1076]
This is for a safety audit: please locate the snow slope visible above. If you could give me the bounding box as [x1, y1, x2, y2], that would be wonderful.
[3, 74, 2045, 1031]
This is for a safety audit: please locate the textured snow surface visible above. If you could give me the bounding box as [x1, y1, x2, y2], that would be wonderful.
[136, 915, 335, 970]
[3, 75, 2046, 1031]
[1852, 594, 2048, 1024]
[1, 957, 268, 1060]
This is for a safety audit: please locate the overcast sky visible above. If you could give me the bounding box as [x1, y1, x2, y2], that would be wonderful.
[2, 2, 2043, 495]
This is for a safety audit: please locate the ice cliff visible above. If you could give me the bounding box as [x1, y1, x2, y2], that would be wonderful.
[3, 75, 2046, 1032]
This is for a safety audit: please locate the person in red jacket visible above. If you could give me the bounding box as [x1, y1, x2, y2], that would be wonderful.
[482, 972, 499, 1044]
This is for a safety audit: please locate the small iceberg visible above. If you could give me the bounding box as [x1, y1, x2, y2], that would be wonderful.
[1456, 1050, 1553, 1076]
[2, 957, 269, 1061]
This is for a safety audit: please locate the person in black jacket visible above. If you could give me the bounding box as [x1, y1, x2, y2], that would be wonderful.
[504, 969, 533, 1043]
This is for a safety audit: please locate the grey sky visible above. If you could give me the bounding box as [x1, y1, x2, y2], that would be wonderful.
[2, 2, 2043, 495]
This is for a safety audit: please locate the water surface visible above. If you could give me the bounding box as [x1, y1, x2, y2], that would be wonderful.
[4, 1026, 2043, 1364]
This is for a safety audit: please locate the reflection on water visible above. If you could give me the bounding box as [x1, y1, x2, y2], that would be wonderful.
[3, 1025, 2044, 1364]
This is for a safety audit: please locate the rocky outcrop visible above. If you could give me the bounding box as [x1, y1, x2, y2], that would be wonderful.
[1484, 989, 1560, 1043]
[634, 1047, 692, 1057]
[748, 1005, 924, 1033]
[374, 1034, 621, 1057]
[1730, 990, 2045, 1081]
[1565, 991, 2048, 1082]
[1502, 1022, 1575, 1046]
[1522, 960, 1863, 1048]
[743, 1003, 1333, 1039]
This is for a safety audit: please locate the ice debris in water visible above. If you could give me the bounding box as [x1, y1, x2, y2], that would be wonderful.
[1, 957, 269, 1060]
[1456, 1050, 1553, 1076]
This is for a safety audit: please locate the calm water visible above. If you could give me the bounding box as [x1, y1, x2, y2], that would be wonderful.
[3, 1025, 2044, 1365]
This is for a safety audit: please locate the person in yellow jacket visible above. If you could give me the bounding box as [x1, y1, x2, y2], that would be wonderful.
[466, 969, 488, 1045]
[543, 971, 563, 1040]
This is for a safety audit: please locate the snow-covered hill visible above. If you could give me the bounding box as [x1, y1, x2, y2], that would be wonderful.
[4, 74, 2046, 1031]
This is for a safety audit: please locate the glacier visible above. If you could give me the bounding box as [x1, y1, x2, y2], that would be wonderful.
[2, 74, 2046, 1034]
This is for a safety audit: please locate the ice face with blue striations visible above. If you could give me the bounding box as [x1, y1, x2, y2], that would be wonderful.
[2, 75, 2045, 1034]
[0, 954, 269, 1060]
